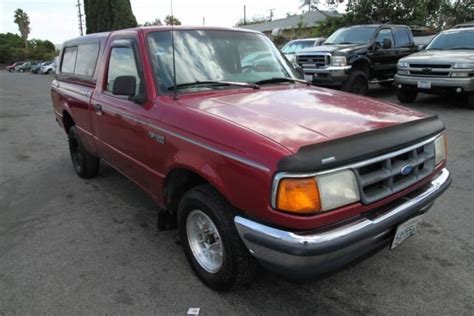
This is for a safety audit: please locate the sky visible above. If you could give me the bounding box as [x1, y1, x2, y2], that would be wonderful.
[0, 0, 341, 44]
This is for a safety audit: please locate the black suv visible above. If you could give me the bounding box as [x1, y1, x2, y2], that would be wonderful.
[296, 24, 417, 94]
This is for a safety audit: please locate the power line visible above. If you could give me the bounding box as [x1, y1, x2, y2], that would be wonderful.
[76, 0, 84, 36]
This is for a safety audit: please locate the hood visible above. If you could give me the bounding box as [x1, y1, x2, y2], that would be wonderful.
[401, 49, 474, 63]
[298, 43, 369, 55]
[178, 86, 426, 153]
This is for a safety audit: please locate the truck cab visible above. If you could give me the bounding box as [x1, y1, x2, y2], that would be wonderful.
[296, 24, 417, 94]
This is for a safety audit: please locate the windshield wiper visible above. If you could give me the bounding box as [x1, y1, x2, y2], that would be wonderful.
[167, 80, 260, 91]
[450, 47, 474, 50]
[254, 77, 313, 86]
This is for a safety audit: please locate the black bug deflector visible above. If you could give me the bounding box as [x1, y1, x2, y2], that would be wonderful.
[277, 115, 445, 173]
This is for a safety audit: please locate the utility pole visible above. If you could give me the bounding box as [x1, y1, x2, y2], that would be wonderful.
[243, 5, 246, 25]
[203, 17, 205, 26]
[76, 0, 84, 36]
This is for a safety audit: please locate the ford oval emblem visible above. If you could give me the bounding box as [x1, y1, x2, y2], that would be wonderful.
[401, 164, 414, 175]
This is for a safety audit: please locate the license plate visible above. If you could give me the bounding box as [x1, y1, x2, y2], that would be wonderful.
[304, 74, 314, 81]
[390, 215, 424, 249]
[417, 80, 431, 89]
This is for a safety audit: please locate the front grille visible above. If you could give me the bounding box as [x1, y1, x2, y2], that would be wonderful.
[296, 54, 330, 68]
[409, 64, 451, 69]
[354, 141, 436, 204]
[409, 70, 450, 77]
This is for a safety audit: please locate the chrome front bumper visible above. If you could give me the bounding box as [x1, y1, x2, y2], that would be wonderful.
[235, 168, 451, 279]
[395, 74, 474, 92]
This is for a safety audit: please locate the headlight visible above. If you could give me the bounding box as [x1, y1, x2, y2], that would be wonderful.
[274, 170, 360, 214]
[453, 63, 474, 69]
[398, 61, 409, 69]
[434, 134, 447, 165]
[331, 56, 347, 67]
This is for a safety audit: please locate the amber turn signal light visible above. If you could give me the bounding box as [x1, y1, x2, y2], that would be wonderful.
[277, 178, 321, 214]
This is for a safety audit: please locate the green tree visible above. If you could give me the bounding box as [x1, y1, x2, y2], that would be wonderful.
[0, 33, 56, 63]
[438, 0, 474, 28]
[13, 9, 30, 49]
[143, 18, 163, 26]
[164, 15, 182, 25]
[84, 0, 138, 34]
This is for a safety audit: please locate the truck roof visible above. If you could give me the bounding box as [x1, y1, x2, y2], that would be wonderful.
[62, 26, 263, 45]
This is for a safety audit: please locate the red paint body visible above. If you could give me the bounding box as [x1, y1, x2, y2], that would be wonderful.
[51, 27, 434, 231]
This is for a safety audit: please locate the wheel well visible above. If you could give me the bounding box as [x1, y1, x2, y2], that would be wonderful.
[62, 111, 74, 133]
[352, 60, 370, 78]
[163, 168, 208, 215]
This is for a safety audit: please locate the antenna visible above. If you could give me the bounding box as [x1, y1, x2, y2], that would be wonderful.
[170, 0, 178, 100]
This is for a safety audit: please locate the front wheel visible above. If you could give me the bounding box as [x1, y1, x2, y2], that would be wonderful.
[397, 88, 418, 103]
[68, 126, 100, 178]
[178, 185, 257, 291]
[19, 69, 24, 73]
[341, 70, 369, 95]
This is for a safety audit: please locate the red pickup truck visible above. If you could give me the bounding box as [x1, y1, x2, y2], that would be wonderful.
[51, 26, 451, 291]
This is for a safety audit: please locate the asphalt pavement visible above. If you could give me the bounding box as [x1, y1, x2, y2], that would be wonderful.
[0, 71, 473, 315]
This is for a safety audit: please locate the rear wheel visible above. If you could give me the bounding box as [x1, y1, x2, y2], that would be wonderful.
[19, 69, 24, 73]
[342, 70, 369, 95]
[178, 184, 257, 291]
[397, 87, 418, 103]
[68, 126, 100, 178]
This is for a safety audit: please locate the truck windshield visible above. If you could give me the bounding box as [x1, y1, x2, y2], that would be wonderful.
[281, 40, 315, 54]
[426, 29, 474, 50]
[324, 26, 377, 45]
[147, 30, 297, 92]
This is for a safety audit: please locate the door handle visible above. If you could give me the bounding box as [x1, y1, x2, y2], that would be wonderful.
[93, 103, 103, 116]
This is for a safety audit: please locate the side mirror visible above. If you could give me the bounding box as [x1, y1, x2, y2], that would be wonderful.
[383, 38, 392, 49]
[112, 75, 136, 96]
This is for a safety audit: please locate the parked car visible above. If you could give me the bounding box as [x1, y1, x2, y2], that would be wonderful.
[51, 26, 451, 291]
[15, 61, 40, 72]
[281, 38, 326, 65]
[296, 24, 417, 94]
[5, 61, 24, 72]
[32, 61, 52, 74]
[41, 62, 56, 74]
[454, 21, 474, 29]
[395, 27, 474, 105]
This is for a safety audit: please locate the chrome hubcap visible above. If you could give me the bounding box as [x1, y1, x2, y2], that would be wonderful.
[186, 209, 224, 273]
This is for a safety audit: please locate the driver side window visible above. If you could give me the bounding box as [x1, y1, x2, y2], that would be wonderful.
[375, 29, 394, 48]
[106, 46, 141, 96]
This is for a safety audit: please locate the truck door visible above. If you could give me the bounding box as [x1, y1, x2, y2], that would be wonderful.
[91, 38, 150, 190]
[393, 27, 416, 60]
[371, 28, 398, 79]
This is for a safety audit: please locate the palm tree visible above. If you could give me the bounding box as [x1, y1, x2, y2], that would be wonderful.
[14, 9, 30, 50]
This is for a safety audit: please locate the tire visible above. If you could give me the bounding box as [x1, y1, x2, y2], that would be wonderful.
[397, 87, 418, 103]
[468, 94, 474, 107]
[46, 69, 51, 74]
[341, 70, 369, 95]
[178, 184, 257, 291]
[8, 69, 13, 72]
[379, 81, 393, 88]
[68, 126, 100, 178]
[19, 69, 24, 73]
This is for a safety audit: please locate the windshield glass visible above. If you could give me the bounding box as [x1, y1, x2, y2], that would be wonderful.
[325, 26, 377, 45]
[426, 29, 474, 50]
[147, 30, 297, 92]
[281, 40, 315, 54]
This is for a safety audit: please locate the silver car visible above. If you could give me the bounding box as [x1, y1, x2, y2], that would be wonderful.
[395, 27, 474, 105]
